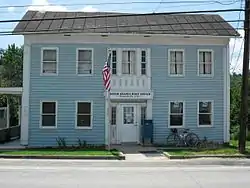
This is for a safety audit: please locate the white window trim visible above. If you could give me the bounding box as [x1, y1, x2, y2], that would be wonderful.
[197, 49, 214, 77]
[76, 48, 94, 76]
[168, 101, 185, 128]
[40, 47, 59, 76]
[75, 100, 93, 129]
[39, 100, 58, 129]
[168, 49, 185, 77]
[197, 100, 214, 127]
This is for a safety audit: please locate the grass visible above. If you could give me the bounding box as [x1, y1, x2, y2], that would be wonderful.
[0, 148, 119, 156]
[165, 140, 250, 157]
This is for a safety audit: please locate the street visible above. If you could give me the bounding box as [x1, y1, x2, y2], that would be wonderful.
[0, 159, 250, 187]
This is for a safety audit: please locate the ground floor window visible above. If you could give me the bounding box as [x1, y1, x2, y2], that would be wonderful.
[169, 101, 184, 127]
[76, 101, 92, 128]
[198, 101, 213, 127]
[41, 101, 57, 128]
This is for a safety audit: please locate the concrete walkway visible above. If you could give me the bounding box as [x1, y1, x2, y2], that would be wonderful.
[112, 145, 167, 161]
[0, 139, 25, 150]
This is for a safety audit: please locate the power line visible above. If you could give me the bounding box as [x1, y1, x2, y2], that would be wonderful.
[0, 8, 244, 24]
[0, 1, 241, 9]
[232, 39, 244, 72]
[230, 0, 244, 64]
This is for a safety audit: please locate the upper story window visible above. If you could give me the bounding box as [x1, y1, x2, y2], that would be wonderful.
[198, 50, 213, 76]
[141, 50, 147, 75]
[168, 49, 184, 76]
[77, 49, 93, 75]
[122, 50, 136, 75]
[41, 48, 58, 75]
[111, 50, 117, 75]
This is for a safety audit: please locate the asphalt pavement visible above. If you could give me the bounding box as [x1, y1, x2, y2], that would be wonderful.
[0, 158, 250, 187]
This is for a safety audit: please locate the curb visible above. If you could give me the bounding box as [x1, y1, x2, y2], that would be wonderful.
[0, 153, 126, 160]
[162, 152, 250, 159]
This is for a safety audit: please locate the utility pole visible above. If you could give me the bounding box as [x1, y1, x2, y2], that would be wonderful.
[239, 0, 250, 153]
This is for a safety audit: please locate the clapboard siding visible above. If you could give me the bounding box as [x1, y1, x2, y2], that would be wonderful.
[151, 45, 225, 144]
[28, 43, 226, 146]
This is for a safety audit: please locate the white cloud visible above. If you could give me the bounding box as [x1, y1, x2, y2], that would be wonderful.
[7, 7, 15, 12]
[230, 29, 244, 73]
[80, 6, 98, 12]
[27, 0, 67, 12]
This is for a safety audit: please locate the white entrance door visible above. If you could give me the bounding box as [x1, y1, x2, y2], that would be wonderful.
[121, 104, 138, 143]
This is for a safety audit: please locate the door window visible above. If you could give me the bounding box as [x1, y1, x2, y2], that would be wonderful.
[123, 106, 135, 124]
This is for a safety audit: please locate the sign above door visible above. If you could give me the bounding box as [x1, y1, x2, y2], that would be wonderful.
[108, 91, 153, 100]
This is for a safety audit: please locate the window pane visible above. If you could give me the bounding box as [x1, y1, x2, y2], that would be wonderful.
[42, 102, 56, 113]
[175, 51, 183, 62]
[78, 102, 91, 114]
[170, 115, 183, 126]
[78, 62, 92, 74]
[123, 107, 134, 124]
[122, 50, 136, 74]
[170, 51, 176, 62]
[199, 102, 212, 113]
[78, 50, 92, 61]
[112, 63, 116, 75]
[205, 52, 211, 62]
[43, 62, 57, 73]
[170, 102, 183, 113]
[204, 64, 212, 74]
[112, 50, 117, 62]
[42, 115, 56, 126]
[43, 50, 56, 61]
[0, 110, 5, 119]
[111, 107, 116, 125]
[77, 115, 91, 127]
[141, 50, 146, 62]
[170, 63, 183, 74]
[199, 114, 211, 125]
[141, 106, 146, 125]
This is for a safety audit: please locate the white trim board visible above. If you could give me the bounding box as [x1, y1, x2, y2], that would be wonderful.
[0, 87, 23, 95]
[25, 34, 230, 46]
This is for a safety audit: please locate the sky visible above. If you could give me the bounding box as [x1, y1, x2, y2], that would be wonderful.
[0, 0, 244, 73]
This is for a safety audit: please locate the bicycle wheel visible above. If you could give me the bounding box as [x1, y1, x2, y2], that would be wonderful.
[185, 133, 200, 147]
[166, 133, 180, 146]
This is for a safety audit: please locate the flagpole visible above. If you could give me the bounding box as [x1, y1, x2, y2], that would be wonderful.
[106, 49, 111, 151]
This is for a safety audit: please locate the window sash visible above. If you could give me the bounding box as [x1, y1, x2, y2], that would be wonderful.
[199, 51, 212, 75]
[198, 101, 212, 126]
[42, 49, 57, 74]
[77, 102, 91, 127]
[122, 50, 136, 75]
[77, 50, 92, 74]
[169, 51, 184, 75]
[111, 106, 116, 125]
[169, 102, 184, 127]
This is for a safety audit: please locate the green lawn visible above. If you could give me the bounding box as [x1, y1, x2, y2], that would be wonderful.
[0, 148, 119, 156]
[165, 140, 250, 156]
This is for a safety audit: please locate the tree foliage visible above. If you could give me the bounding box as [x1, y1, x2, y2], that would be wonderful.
[0, 44, 23, 127]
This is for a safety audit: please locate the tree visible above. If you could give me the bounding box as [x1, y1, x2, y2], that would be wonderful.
[0, 44, 23, 127]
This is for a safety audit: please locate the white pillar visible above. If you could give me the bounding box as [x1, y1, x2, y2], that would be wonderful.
[21, 41, 31, 146]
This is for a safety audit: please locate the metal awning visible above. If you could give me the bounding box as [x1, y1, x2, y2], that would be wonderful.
[0, 87, 23, 95]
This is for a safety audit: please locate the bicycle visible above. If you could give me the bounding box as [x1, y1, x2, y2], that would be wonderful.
[166, 128, 200, 147]
[196, 136, 220, 149]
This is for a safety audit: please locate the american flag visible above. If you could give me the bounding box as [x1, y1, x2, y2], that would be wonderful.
[102, 53, 111, 91]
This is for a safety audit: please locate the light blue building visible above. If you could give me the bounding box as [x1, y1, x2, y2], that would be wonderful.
[11, 11, 238, 147]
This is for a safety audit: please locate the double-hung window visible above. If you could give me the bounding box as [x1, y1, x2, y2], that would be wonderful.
[41, 101, 57, 128]
[77, 49, 93, 75]
[41, 48, 58, 75]
[198, 50, 213, 76]
[122, 50, 136, 75]
[111, 50, 117, 75]
[76, 102, 92, 128]
[169, 49, 184, 76]
[169, 101, 184, 127]
[198, 101, 213, 127]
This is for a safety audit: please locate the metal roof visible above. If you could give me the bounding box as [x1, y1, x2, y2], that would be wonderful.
[13, 10, 239, 37]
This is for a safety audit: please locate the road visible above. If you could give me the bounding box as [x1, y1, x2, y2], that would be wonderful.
[0, 159, 250, 187]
